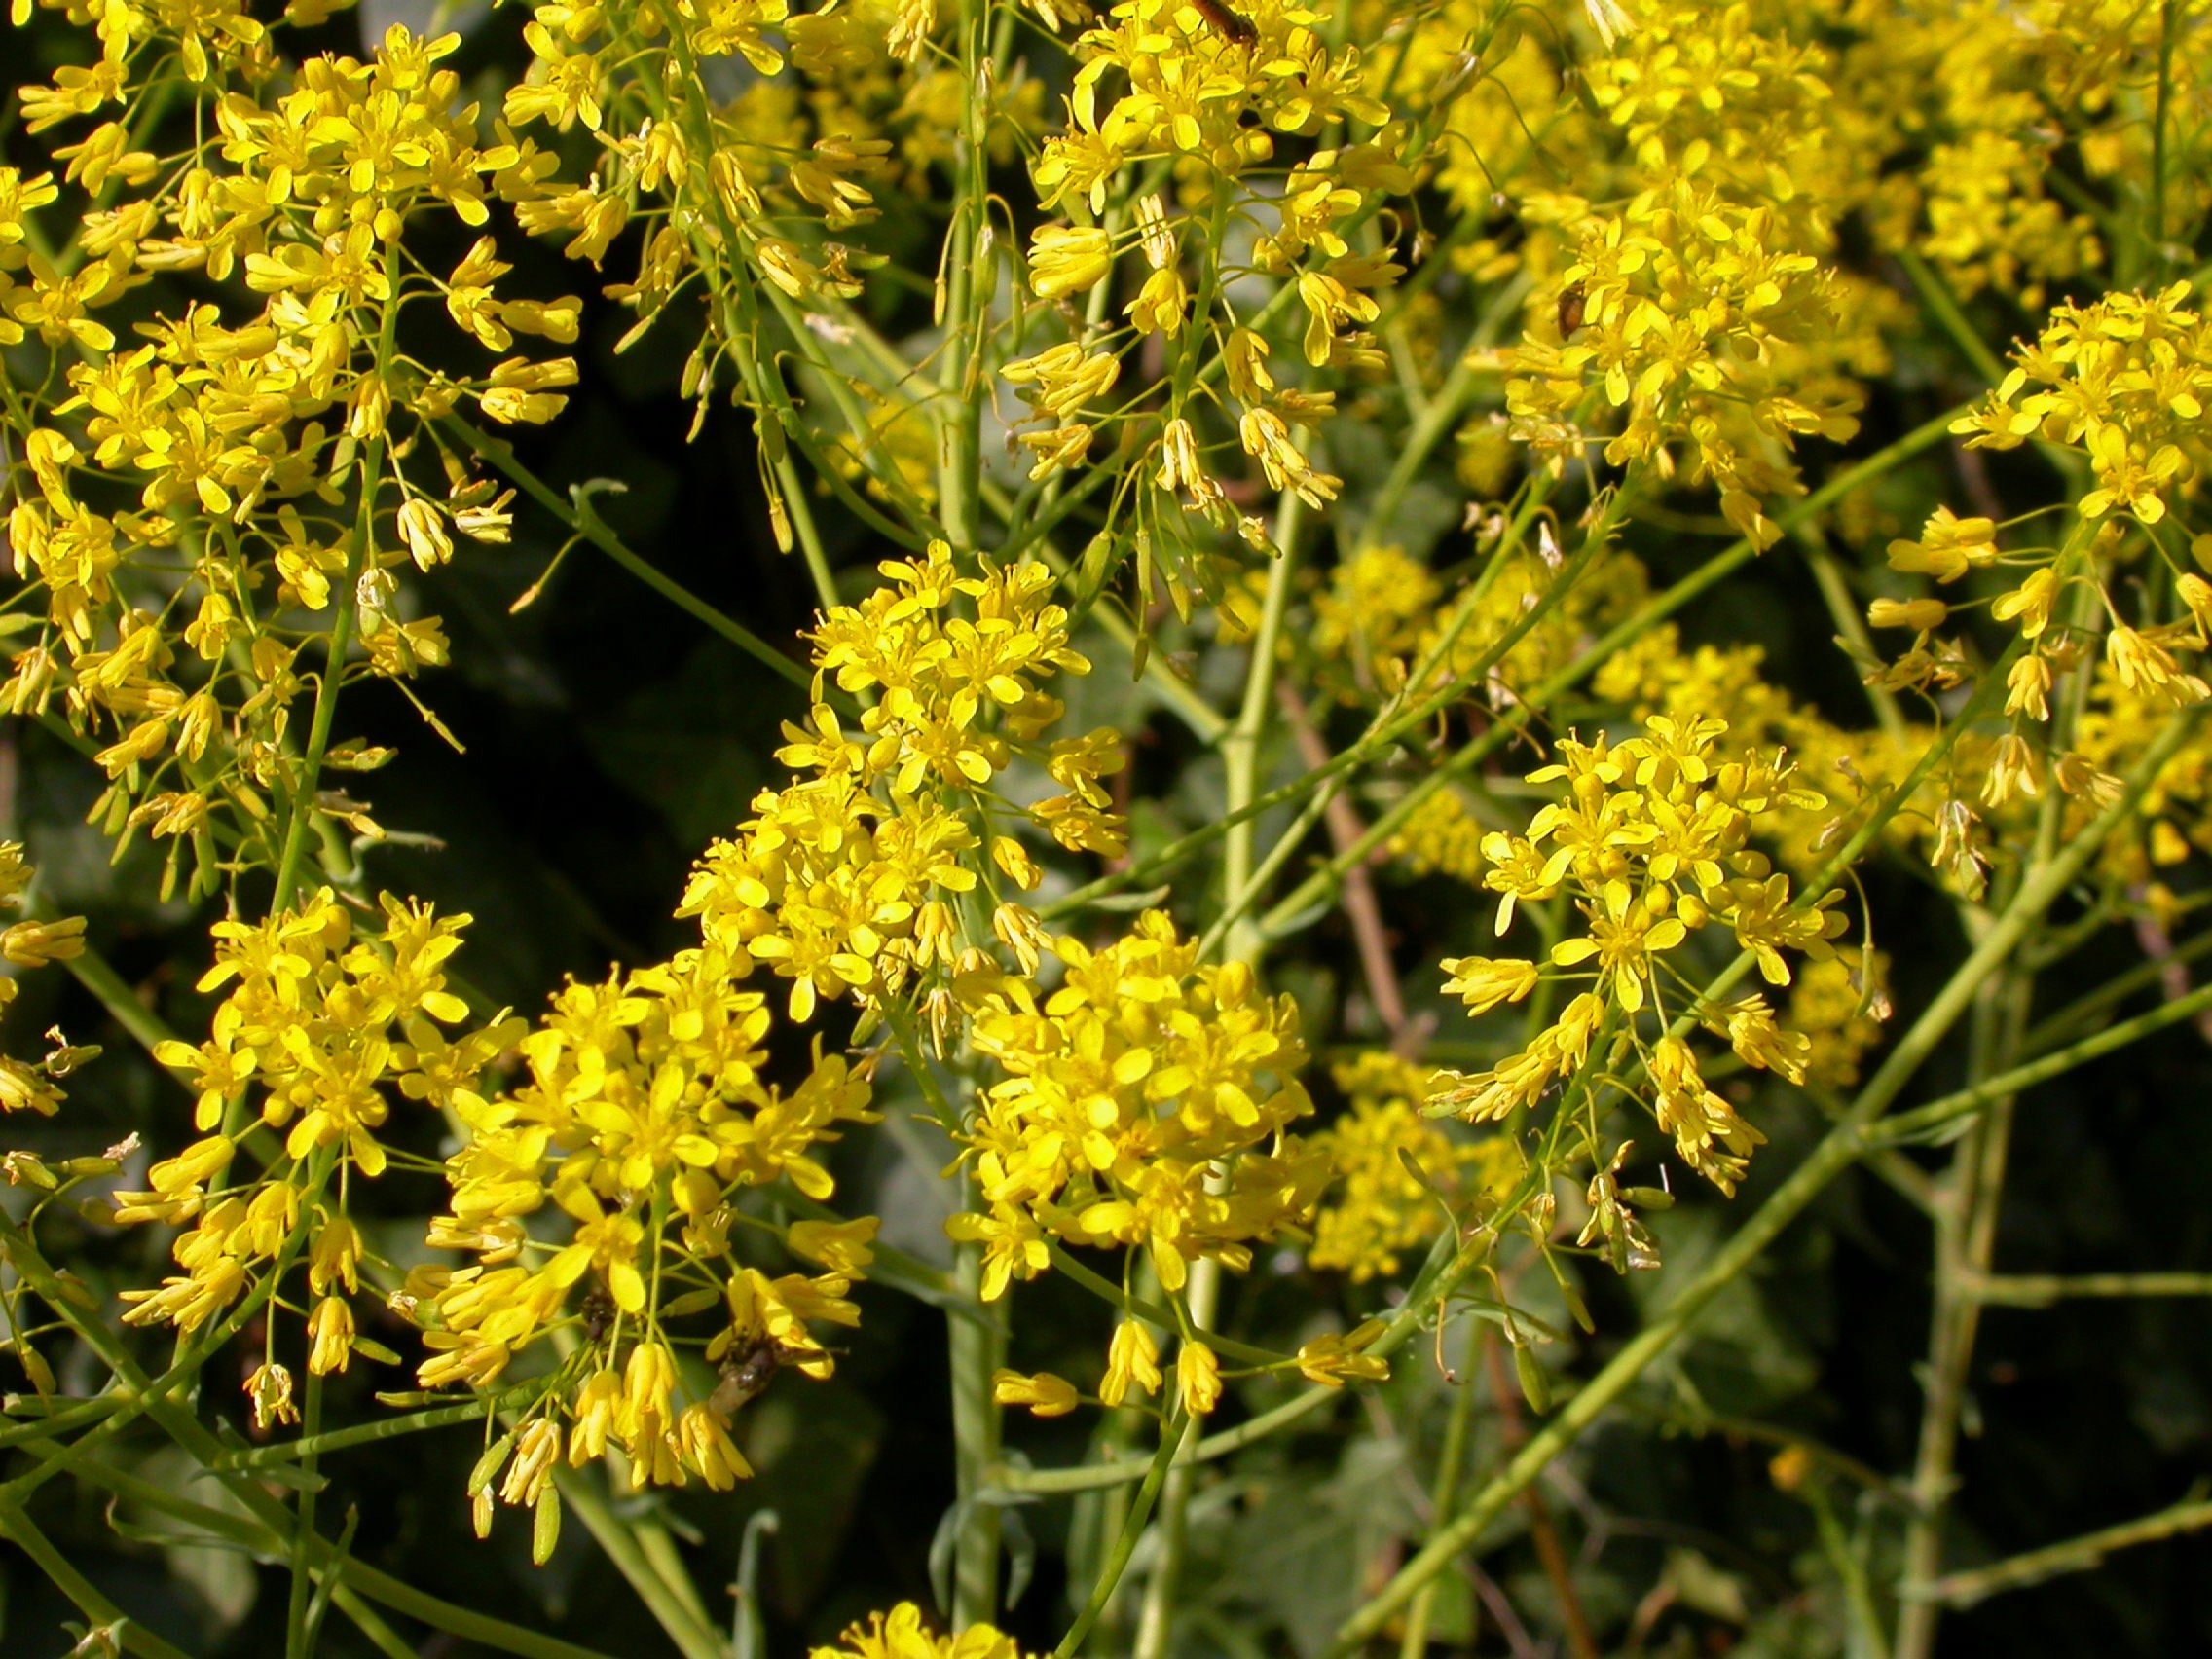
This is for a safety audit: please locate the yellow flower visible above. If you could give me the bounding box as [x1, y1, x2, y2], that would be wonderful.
[953, 911, 1324, 1311]
[245, 1362, 298, 1430]
[1439, 956, 1540, 1015]
[992, 1369, 1080, 1418]
[1296, 1320, 1390, 1388]
[307, 1297, 355, 1376]
[1176, 1341, 1222, 1417]
[788, 1216, 879, 1275]
[1027, 225, 1112, 299]
[1099, 1319, 1161, 1407]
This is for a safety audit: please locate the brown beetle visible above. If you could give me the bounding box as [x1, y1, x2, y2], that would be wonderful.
[1557, 280, 1588, 338]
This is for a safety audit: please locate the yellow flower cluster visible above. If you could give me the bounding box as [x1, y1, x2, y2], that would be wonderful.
[1002, 0, 1419, 611]
[2072, 664, 2212, 892]
[682, 542, 1121, 1027]
[1788, 949, 1891, 1091]
[1307, 1053, 1518, 1283]
[1958, 283, 2212, 535]
[1593, 619, 1930, 879]
[116, 890, 500, 1401]
[418, 942, 874, 1495]
[1847, 0, 2150, 310]
[950, 910, 1324, 1307]
[1431, 715, 1847, 1196]
[1387, 790, 1489, 888]
[494, 0, 1047, 515]
[4, 17, 570, 885]
[414, 548, 1116, 1510]
[1869, 286, 2212, 850]
[1507, 181, 1862, 549]
[1310, 538, 1648, 713]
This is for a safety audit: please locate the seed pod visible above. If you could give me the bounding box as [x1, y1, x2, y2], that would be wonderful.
[467, 1431, 516, 1497]
[1513, 1343, 1552, 1415]
[533, 1486, 562, 1566]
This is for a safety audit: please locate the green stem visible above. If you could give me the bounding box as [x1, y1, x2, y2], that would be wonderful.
[1807, 1475, 1892, 1659]
[1054, 1410, 1192, 1658]
[1799, 530, 1907, 743]
[1897, 563, 2102, 1659]
[2149, 1, 2178, 272]
[891, 986, 1007, 1632]
[60, 940, 179, 1057]
[950, 1179, 1008, 1631]
[273, 241, 405, 911]
[1962, 1272, 2212, 1306]
[1916, 1493, 2212, 1611]
[1874, 978, 2212, 1146]
[1003, 1232, 1481, 1496]
[993, 1380, 1341, 1494]
[2021, 924, 2212, 1054]
[1039, 1241, 1285, 1370]
[936, 0, 989, 554]
[990, 480, 1230, 745]
[285, 1366, 327, 1659]
[1043, 478, 1588, 926]
[0, 1217, 608, 1659]
[1896, 250, 2007, 387]
[1219, 501, 1301, 961]
[0, 1493, 195, 1659]
[25, 1432, 619, 1659]
[216, 1398, 509, 1466]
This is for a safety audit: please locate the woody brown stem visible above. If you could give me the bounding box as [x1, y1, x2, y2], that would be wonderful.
[1277, 682, 1415, 1046]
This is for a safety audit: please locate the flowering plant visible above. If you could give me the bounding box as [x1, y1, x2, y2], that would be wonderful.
[3, 0, 2211, 1653]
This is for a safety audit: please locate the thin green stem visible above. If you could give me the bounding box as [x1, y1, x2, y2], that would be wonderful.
[1808, 1475, 1892, 1659]
[1054, 1409, 1192, 1658]
[0, 1493, 196, 1659]
[216, 1398, 508, 1467]
[1962, 1272, 2212, 1306]
[285, 1366, 327, 1659]
[1897, 561, 2102, 1659]
[1003, 1232, 1481, 1496]
[1799, 530, 1907, 743]
[1916, 1493, 2212, 1612]
[60, 940, 180, 1057]
[1219, 501, 1301, 960]
[1896, 251, 2007, 387]
[273, 240, 405, 911]
[24, 1432, 620, 1659]
[2147, 0, 2179, 277]
[1875, 978, 2212, 1146]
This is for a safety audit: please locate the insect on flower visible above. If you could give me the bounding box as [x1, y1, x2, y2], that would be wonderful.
[710, 1334, 785, 1418]
[1557, 281, 1587, 338]
[579, 1287, 616, 1345]
[1189, 0, 1259, 46]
